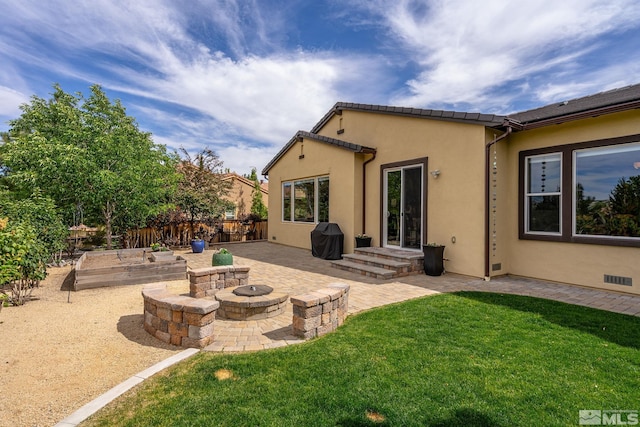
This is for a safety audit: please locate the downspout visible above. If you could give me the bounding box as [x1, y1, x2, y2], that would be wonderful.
[484, 125, 512, 281]
[362, 150, 377, 235]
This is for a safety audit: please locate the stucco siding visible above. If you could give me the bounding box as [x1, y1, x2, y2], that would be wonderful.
[318, 111, 489, 277]
[504, 110, 640, 295]
[267, 136, 359, 252]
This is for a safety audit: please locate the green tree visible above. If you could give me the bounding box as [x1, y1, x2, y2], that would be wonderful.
[2, 84, 178, 248]
[175, 147, 232, 237]
[248, 168, 268, 219]
[0, 191, 66, 305]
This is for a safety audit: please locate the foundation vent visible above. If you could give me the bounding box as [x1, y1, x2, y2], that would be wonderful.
[604, 274, 632, 286]
[492, 263, 502, 271]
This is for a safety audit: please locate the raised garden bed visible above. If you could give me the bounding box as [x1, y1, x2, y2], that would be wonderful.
[74, 248, 187, 290]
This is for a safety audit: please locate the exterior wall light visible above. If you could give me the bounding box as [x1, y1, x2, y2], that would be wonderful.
[430, 169, 441, 178]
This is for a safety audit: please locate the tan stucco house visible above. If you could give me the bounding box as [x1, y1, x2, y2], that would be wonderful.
[221, 173, 268, 219]
[262, 84, 640, 295]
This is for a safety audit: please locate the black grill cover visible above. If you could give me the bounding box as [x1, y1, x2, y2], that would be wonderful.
[311, 222, 344, 260]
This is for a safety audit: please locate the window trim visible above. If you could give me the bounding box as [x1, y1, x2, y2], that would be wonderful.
[281, 175, 329, 224]
[524, 152, 562, 236]
[519, 133, 640, 247]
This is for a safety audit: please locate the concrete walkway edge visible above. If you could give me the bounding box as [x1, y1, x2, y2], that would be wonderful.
[54, 348, 200, 427]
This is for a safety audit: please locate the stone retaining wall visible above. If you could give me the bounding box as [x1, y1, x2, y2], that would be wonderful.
[142, 283, 219, 348]
[291, 283, 350, 339]
[188, 265, 250, 298]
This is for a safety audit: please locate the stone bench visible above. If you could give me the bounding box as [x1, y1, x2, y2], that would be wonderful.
[142, 283, 219, 348]
[188, 265, 250, 298]
[291, 283, 350, 339]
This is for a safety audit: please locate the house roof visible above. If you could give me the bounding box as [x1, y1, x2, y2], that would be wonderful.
[508, 83, 640, 129]
[311, 102, 506, 134]
[262, 83, 640, 176]
[261, 130, 376, 175]
[222, 172, 268, 194]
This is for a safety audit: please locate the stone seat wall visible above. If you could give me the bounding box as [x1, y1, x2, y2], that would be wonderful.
[188, 265, 250, 298]
[142, 283, 219, 348]
[290, 283, 350, 339]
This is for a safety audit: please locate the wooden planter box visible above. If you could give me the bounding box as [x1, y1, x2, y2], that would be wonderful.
[74, 248, 187, 290]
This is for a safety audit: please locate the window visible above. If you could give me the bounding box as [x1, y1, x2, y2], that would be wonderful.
[525, 153, 562, 234]
[574, 142, 640, 238]
[294, 179, 315, 222]
[282, 183, 291, 221]
[282, 176, 329, 223]
[318, 177, 329, 222]
[225, 209, 236, 220]
[520, 134, 640, 246]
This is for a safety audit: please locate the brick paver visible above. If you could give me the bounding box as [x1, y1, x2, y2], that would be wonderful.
[175, 242, 640, 353]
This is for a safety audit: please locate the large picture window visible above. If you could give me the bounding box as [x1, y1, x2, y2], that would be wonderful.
[282, 176, 329, 223]
[520, 134, 640, 246]
[574, 142, 640, 238]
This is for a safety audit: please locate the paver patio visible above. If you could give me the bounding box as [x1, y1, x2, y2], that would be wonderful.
[175, 241, 640, 353]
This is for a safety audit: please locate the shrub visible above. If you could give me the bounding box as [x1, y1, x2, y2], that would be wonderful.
[0, 192, 67, 305]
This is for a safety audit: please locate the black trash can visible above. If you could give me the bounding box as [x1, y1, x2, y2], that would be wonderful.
[311, 223, 344, 260]
[423, 244, 445, 276]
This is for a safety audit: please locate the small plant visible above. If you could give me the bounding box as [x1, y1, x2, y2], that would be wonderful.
[355, 233, 370, 239]
[0, 293, 8, 307]
[150, 243, 161, 251]
[212, 247, 233, 266]
[424, 242, 443, 247]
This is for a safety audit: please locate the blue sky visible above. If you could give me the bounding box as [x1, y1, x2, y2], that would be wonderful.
[1, 0, 639, 176]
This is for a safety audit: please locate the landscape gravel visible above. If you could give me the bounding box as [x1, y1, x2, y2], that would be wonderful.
[0, 264, 187, 427]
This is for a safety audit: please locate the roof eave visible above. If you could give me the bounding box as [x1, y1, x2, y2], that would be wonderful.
[516, 99, 640, 130]
[261, 130, 376, 176]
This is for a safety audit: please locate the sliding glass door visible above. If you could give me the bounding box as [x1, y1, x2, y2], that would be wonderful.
[383, 165, 423, 249]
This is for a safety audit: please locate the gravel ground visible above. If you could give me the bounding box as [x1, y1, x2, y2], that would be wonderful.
[0, 264, 186, 427]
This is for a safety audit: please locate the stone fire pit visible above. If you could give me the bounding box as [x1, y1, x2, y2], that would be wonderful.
[215, 285, 289, 320]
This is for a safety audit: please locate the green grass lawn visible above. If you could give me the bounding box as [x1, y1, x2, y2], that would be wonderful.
[84, 292, 640, 426]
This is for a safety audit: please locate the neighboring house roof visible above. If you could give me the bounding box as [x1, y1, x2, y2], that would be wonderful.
[261, 130, 376, 175]
[222, 172, 268, 194]
[311, 102, 506, 134]
[509, 83, 640, 129]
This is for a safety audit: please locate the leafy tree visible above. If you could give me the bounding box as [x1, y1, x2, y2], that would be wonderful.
[175, 147, 232, 238]
[2, 84, 178, 248]
[0, 191, 66, 305]
[249, 168, 268, 219]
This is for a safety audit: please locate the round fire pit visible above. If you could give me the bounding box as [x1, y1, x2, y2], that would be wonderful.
[232, 285, 273, 297]
[215, 285, 288, 321]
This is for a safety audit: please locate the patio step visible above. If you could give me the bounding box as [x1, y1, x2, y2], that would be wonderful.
[330, 259, 397, 279]
[341, 253, 412, 272]
[331, 247, 424, 279]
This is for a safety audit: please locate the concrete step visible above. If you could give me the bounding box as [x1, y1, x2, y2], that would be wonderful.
[330, 259, 396, 280]
[342, 253, 411, 272]
[355, 246, 423, 262]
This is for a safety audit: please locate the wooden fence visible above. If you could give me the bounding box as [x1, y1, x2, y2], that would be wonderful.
[123, 220, 268, 248]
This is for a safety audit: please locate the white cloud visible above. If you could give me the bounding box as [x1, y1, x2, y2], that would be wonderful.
[357, 0, 640, 109]
[0, 86, 28, 118]
[0, 0, 387, 168]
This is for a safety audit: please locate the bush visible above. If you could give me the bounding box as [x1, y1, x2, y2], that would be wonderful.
[0, 192, 67, 305]
[0, 219, 47, 305]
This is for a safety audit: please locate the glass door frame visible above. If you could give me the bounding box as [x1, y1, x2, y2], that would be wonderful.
[380, 158, 428, 251]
